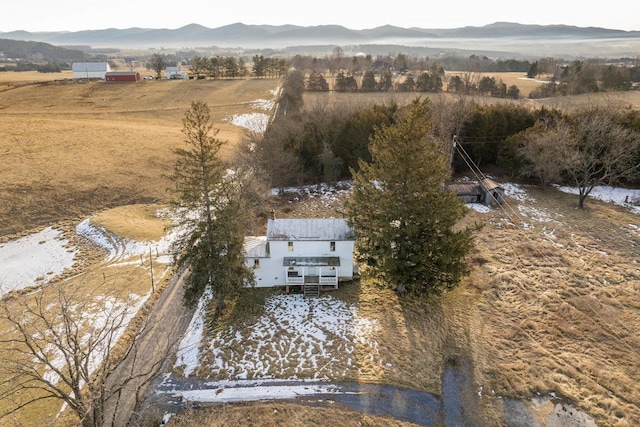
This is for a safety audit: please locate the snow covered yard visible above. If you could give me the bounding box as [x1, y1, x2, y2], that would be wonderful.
[175, 293, 381, 381]
[0, 227, 77, 295]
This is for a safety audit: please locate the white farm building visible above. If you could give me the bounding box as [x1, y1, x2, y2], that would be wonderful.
[245, 218, 356, 294]
[166, 66, 187, 79]
[72, 62, 111, 80]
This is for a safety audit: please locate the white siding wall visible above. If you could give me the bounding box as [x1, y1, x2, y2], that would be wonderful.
[248, 240, 355, 288]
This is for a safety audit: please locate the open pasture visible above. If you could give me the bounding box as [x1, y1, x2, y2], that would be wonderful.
[0, 77, 279, 237]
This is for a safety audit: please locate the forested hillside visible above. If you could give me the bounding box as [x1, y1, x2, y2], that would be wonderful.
[0, 39, 89, 62]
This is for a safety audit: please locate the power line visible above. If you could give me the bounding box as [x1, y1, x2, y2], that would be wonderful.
[453, 136, 640, 361]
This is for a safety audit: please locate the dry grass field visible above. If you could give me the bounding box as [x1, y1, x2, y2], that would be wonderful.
[0, 75, 279, 238]
[2, 71, 640, 426]
[468, 186, 640, 425]
[168, 401, 420, 426]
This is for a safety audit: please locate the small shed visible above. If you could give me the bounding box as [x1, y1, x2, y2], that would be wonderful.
[480, 178, 505, 207]
[447, 183, 483, 204]
[447, 179, 505, 207]
[105, 71, 140, 83]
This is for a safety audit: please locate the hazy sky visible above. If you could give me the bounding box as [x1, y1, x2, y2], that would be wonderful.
[3, 0, 639, 32]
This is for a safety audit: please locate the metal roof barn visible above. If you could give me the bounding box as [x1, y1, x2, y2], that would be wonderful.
[72, 62, 110, 80]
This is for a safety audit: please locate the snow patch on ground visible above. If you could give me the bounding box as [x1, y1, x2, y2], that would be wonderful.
[174, 289, 211, 377]
[0, 227, 77, 295]
[517, 205, 555, 223]
[466, 203, 491, 213]
[556, 185, 640, 214]
[502, 183, 536, 203]
[175, 294, 379, 381]
[226, 94, 277, 133]
[76, 219, 173, 264]
[177, 383, 343, 403]
[229, 113, 270, 133]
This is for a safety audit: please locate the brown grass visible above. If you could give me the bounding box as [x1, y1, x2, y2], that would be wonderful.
[467, 185, 640, 425]
[90, 204, 169, 242]
[165, 401, 420, 426]
[0, 76, 278, 426]
[0, 77, 280, 237]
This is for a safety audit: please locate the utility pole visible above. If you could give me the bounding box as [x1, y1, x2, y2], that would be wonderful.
[449, 135, 458, 175]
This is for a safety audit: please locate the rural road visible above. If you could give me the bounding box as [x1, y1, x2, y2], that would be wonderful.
[146, 360, 596, 426]
[144, 363, 484, 426]
[102, 267, 193, 426]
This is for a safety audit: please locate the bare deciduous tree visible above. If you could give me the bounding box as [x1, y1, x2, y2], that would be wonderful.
[149, 54, 165, 80]
[0, 282, 176, 427]
[564, 108, 640, 208]
[429, 95, 474, 173]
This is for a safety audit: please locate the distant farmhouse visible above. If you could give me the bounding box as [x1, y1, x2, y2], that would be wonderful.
[166, 66, 187, 79]
[245, 218, 356, 296]
[105, 71, 140, 83]
[72, 62, 110, 80]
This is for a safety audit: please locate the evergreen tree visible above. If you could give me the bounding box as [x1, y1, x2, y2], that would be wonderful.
[346, 98, 477, 295]
[527, 61, 539, 78]
[361, 71, 378, 92]
[397, 74, 415, 92]
[334, 71, 358, 92]
[306, 71, 329, 91]
[169, 101, 253, 311]
[378, 71, 393, 91]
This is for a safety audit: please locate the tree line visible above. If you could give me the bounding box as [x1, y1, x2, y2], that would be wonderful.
[528, 59, 639, 97]
[187, 55, 287, 79]
[252, 74, 640, 204]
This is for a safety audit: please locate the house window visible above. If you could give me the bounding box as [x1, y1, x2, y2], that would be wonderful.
[253, 259, 260, 269]
[265, 242, 270, 256]
[330, 241, 336, 252]
[288, 241, 293, 252]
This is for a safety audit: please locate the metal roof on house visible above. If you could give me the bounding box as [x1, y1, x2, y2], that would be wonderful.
[244, 236, 269, 258]
[267, 218, 354, 241]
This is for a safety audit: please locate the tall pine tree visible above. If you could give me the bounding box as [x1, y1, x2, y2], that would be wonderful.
[346, 98, 476, 295]
[169, 101, 252, 311]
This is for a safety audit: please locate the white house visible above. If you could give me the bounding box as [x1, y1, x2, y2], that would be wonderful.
[245, 218, 356, 292]
[166, 66, 187, 79]
[72, 62, 110, 80]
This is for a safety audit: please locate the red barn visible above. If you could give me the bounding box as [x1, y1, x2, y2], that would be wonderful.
[105, 71, 140, 82]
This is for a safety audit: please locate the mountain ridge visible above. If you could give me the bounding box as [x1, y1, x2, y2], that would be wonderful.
[2, 22, 639, 58]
